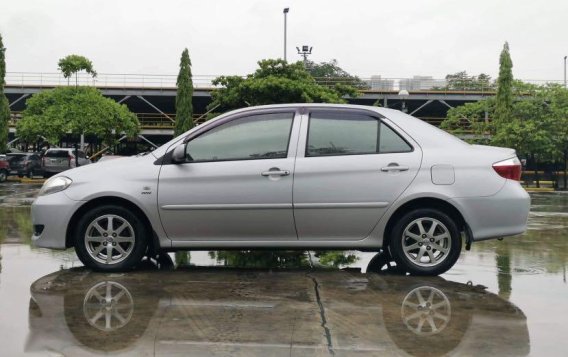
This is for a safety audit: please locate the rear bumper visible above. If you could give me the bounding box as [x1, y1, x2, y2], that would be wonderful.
[43, 166, 71, 174]
[449, 180, 530, 241]
[31, 192, 83, 249]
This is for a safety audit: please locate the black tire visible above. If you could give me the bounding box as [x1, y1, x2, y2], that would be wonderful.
[27, 169, 34, 179]
[74, 205, 149, 272]
[367, 249, 407, 275]
[389, 208, 461, 276]
[0, 169, 7, 182]
[42, 172, 52, 179]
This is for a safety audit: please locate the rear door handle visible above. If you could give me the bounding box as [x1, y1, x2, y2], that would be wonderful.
[381, 165, 409, 172]
[261, 169, 290, 177]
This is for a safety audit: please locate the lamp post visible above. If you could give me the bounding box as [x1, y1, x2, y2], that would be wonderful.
[296, 45, 313, 66]
[283, 8, 289, 61]
[564, 56, 567, 88]
[398, 89, 410, 113]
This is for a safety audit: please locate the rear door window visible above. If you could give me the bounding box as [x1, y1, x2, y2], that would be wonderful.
[306, 111, 412, 157]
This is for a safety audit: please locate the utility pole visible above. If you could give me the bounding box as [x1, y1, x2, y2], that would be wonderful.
[283, 8, 289, 61]
[564, 56, 567, 88]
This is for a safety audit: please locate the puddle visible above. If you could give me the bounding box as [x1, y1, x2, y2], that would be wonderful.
[0, 184, 567, 356]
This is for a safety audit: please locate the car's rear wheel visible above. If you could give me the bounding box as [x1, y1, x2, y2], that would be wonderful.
[74, 205, 149, 271]
[389, 209, 461, 276]
[0, 169, 7, 182]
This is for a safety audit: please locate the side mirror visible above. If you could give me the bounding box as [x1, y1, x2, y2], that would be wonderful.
[171, 144, 186, 164]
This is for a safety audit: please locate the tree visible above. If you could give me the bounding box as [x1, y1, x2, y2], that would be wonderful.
[17, 86, 139, 146]
[174, 48, 194, 136]
[57, 54, 97, 86]
[0, 33, 9, 154]
[305, 59, 369, 89]
[494, 42, 514, 123]
[208, 250, 357, 269]
[209, 59, 357, 113]
[435, 71, 495, 91]
[440, 98, 494, 143]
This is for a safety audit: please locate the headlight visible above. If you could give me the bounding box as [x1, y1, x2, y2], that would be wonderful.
[39, 176, 73, 196]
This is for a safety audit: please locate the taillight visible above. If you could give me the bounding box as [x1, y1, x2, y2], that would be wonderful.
[493, 157, 522, 181]
[69, 155, 76, 168]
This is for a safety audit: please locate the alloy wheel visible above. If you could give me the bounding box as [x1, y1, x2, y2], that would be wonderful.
[401, 286, 451, 336]
[83, 281, 134, 332]
[401, 217, 452, 267]
[84, 214, 136, 265]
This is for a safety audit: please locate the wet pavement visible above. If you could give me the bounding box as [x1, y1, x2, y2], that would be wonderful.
[0, 183, 566, 356]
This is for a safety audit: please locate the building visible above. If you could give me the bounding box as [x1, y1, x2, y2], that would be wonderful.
[367, 75, 395, 90]
[399, 76, 447, 91]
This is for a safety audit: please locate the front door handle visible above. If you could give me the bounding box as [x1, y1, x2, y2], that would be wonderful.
[261, 168, 290, 177]
[381, 165, 409, 172]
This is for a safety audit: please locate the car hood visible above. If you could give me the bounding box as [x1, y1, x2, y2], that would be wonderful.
[54, 154, 154, 183]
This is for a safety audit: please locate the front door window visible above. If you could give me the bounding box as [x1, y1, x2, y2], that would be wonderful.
[186, 113, 294, 162]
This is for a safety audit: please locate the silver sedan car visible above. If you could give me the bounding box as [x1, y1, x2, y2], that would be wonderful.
[31, 104, 530, 275]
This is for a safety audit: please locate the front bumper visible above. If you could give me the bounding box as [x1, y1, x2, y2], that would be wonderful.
[31, 192, 84, 249]
[449, 180, 530, 241]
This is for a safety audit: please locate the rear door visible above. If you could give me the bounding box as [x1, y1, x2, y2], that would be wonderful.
[293, 109, 422, 240]
[77, 150, 90, 166]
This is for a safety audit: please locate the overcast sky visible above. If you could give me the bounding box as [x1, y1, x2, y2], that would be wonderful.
[1, 0, 567, 81]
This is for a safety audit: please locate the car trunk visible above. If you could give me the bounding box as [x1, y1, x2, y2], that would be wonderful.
[43, 151, 73, 171]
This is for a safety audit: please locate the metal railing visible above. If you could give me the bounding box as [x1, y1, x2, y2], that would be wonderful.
[8, 111, 209, 130]
[5, 72, 218, 89]
[5, 71, 564, 93]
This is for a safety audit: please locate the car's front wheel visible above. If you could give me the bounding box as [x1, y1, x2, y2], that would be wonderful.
[74, 205, 149, 271]
[389, 209, 461, 276]
[0, 169, 7, 183]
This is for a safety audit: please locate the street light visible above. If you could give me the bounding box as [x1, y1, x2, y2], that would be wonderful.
[564, 56, 568, 88]
[296, 45, 313, 65]
[283, 8, 289, 61]
[398, 89, 410, 113]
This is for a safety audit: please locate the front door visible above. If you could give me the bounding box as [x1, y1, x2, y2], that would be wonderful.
[158, 111, 299, 241]
[293, 109, 422, 240]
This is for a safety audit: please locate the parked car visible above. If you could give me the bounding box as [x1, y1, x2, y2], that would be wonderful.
[41, 148, 91, 178]
[31, 104, 530, 274]
[6, 153, 43, 178]
[0, 155, 9, 183]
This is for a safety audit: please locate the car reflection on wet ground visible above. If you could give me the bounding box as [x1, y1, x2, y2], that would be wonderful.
[0, 183, 566, 356]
